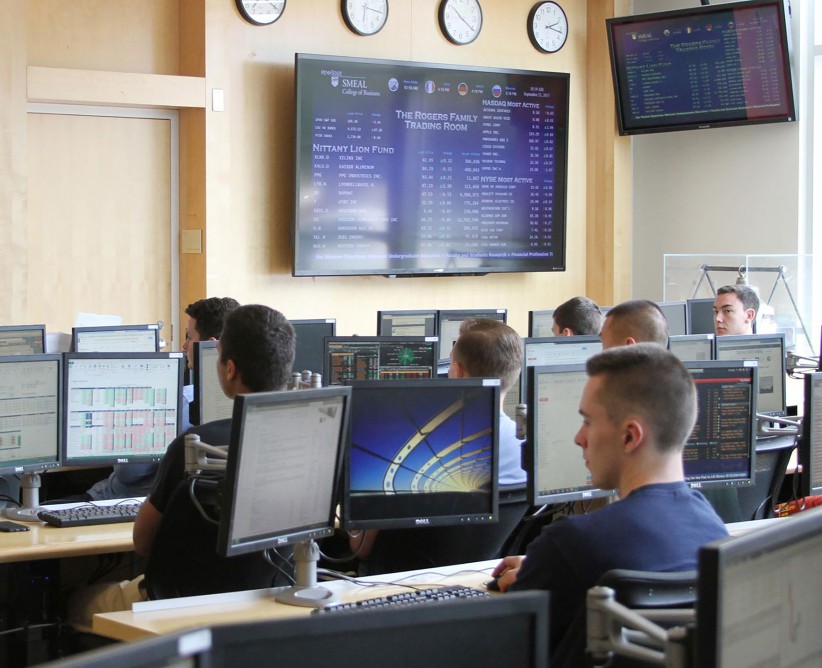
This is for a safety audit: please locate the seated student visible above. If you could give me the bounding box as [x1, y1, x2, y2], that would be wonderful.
[79, 296, 240, 502]
[598, 299, 669, 349]
[713, 284, 759, 336]
[551, 296, 604, 336]
[491, 344, 728, 664]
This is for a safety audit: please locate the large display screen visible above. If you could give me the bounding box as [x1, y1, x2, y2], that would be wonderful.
[607, 0, 795, 135]
[294, 54, 569, 276]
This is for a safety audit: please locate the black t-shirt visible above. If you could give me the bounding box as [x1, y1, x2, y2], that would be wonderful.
[147, 419, 232, 514]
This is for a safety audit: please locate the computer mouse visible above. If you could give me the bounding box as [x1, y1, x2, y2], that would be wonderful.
[485, 578, 501, 592]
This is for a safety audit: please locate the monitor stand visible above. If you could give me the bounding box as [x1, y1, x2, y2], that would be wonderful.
[4, 472, 46, 522]
[273, 539, 339, 609]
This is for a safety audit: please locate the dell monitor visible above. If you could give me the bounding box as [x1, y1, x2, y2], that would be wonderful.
[698, 506, 822, 668]
[799, 372, 822, 498]
[61, 352, 184, 467]
[193, 341, 233, 424]
[324, 336, 438, 385]
[714, 333, 786, 417]
[292, 319, 336, 377]
[687, 298, 716, 335]
[437, 309, 507, 364]
[376, 310, 438, 337]
[528, 310, 555, 338]
[683, 360, 757, 489]
[0, 324, 46, 354]
[657, 300, 688, 336]
[71, 324, 160, 353]
[526, 364, 615, 506]
[217, 387, 351, 608]
[343, 378, 500, 531]
[0, 354, 62, 521]
[668, 334, 715, 362]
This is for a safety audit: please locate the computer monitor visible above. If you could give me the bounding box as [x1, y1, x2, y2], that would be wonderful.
[682, 360, 757, 489]
[657, 300, 688, 336]
[668, 334, 715, 361]
[697, 506, 822, 668]
[291, 319, 336, 376]
[193, 341, 233, 424]
[61, 352, 184, 467]
[324, 336, 438, 385]
[714, 333, 786, 416]
[436, 309, 507, 364]
[376, 310, 438, 337]
[217, 387, 350, 608]
[71, 324, 160, 353]
[686, 297, 716, 335]
[342, 378, 500, 531]
[0, 324, 46, 354]
[528, 310, 555, 338]
[525, 364, 616, 505]
[799, 372, 822, 498]
[0, 354, 62, 521]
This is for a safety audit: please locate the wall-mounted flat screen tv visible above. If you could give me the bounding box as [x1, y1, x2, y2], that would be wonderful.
[293, 53, 569, 277]
[607, 0, 796, 135]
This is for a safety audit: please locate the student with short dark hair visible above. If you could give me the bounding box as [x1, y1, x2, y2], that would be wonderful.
[598, 299, 669, 349]
[551, 296, 604, 336]
[713, 284, 759, 336]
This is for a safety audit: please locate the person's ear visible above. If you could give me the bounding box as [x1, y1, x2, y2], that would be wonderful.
[745, 309, 756, 324]
[625, 337, 637, 346]
[224, 358, 237, 382]
[623, 419, 644, 454]
[450, 361, 466, 378]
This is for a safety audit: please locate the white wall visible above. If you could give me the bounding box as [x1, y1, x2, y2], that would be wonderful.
[628, 0, 805, 301]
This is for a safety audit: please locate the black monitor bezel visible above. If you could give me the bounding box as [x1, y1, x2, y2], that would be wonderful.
[291, 318, 337, 376]
[527, 309, 554, 338]
[667, 333, 716, 361]
[193, 340, 233, 425]
[217, 386, 351, 558]
[0, 324, 46, 354]
[714, 332, 787, 417]
[0, 354, 63, 476]
[521, 335, 602, 404]
[376, 310, 438, 337]
[61, 351, 184, 467]
[682, 359, 758, 489]
[657, 300, 689, 337]
[799, 372, 822, 498]
[342, 377, 501, 531]
[323, 335, 440, 385]
[686, 297, 717, 335]
[71, 324, 160, 353]
[436, 309, 508, 363]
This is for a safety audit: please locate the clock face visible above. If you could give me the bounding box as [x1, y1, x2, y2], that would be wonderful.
[342, 0, 389, 36]
[528, 1, 568, 53]
[236, 0, 286, 26]
[439, 0, 483, 46]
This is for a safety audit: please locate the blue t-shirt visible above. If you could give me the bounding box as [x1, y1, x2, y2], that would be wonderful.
[510, 481, 728, 655]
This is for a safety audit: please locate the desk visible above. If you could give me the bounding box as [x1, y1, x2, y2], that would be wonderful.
[0, 521, 134, 564]
[93, 559, 497, 642]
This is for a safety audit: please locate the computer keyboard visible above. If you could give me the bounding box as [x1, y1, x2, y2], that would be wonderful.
[37, 503, 141, 528]
[311, 584, 490, 615]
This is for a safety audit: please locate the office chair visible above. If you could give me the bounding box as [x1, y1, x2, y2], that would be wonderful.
[362, 484, 531, 575]
[143, 480, 292, 600]
[552, 569, 697, 668]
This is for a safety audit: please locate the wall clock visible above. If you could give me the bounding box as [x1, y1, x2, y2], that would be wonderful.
[236, 0, 286, 26]
[438, 0, 483, 46]
[528, 1, 568, 53]
[342, 0, 389, 36]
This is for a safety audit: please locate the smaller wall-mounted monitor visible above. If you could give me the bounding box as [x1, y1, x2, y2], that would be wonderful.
[607, 0, 796, 136]
[61, 352, 184, 467]
[697, 506, 822, 668]
[217, 387, 351, 608]
[343, 378, 500, 531]
[0, 354, 62, 520]
[376, 310, 438, 337]
[687, 298, 716, 335]
[437, 309, 507, 364]
[291, 319, 336, 376]
[714, 333, 786, 417]
[799, 372, 822, 498]
[193, 341, 233, 424]
[528, 310, 555, 338]
[668, 334, 715, 362]
[683, 360, 757, 489]
[72, 324, 160, 353]
[526, 364, 615, 506]
[324, 336, 438, 385]
[0, 324, 46, 355]
[657, 301, 688, 336]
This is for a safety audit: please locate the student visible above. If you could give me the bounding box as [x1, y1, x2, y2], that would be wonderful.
[713, 284, 759, 336]
[551, 296, 604, 336]
[448, 318, 526, 485]
[491, 344, 728, 663]
[598, 299, 668, 349]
